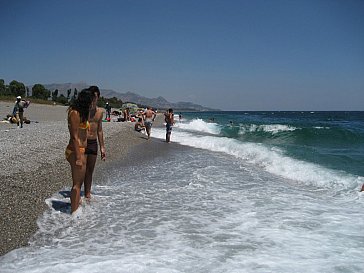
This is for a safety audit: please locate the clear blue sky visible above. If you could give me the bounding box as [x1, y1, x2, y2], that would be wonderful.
[1, 0, 363, 110]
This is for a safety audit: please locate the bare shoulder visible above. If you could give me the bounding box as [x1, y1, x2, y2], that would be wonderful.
[95, 107, 105, 120]
[68, 109, 79, 119]
[68, 109, 80, 126]
[96, 107, 105, 113]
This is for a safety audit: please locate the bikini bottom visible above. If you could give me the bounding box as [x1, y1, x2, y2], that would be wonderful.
[85, 139, 98, 155]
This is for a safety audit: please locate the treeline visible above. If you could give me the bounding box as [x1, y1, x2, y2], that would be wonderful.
[0, 79, 123, 108]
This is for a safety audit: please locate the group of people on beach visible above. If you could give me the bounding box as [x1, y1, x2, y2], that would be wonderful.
[133, 106, 174, 142]
[66, 86, 175, 214]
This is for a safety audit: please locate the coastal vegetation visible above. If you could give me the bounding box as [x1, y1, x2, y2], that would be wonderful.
[0, 79, 123, 108]
[1, 79, 216, 111]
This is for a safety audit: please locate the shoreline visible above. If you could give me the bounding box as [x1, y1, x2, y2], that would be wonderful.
[0, 101, 167, 256]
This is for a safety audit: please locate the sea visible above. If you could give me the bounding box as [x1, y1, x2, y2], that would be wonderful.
[1, 111, 364, 273]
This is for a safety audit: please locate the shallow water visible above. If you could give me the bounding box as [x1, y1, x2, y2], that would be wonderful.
[1, 112, 364, 272]
[1, 144, 364, 272]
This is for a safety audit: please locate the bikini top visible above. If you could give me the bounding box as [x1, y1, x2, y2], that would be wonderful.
[79, 121, 90, 130]
[68, 110, 90, 130]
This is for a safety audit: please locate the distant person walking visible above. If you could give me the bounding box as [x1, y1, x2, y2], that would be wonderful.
[143, 106, 157, 139]
[13, 96, 27, 128]
[164, 108, 174, 143]
[84, 86, 106, 199]
[65, 88, 95, 214]
[123, 107, 130, 121]
[105, 102, 111, 121]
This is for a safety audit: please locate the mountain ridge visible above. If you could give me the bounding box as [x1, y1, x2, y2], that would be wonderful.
[38, 82, 218, 111]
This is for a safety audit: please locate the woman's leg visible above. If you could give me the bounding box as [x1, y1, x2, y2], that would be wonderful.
[67, 152, 87, 214]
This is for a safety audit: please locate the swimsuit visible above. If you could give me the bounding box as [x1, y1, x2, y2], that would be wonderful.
[144, 118, 153, 129]
[67, 110, 90, 130]
[79, 121, 90, 130]
[65, 115, 90, 159]
[166, 123, 173, 133]
[85, 139, 98, 155]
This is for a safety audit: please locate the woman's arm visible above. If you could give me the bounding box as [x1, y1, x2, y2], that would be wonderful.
[68, 110, 82, 166]
[97, 109, 106, 161]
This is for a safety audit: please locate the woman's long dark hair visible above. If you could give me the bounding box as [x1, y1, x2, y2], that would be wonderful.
[68, 88, 94, 122]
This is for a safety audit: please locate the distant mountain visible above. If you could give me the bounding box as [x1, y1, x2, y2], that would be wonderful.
[101, 90, 218, 111]
[40, 82, 218, 111]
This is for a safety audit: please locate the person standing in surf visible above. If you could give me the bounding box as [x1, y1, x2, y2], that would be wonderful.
[84, 86, 106, 199]
[65, 88, 95, 214]
[164, 108, 174, 143]
[143, 106, 157, 139]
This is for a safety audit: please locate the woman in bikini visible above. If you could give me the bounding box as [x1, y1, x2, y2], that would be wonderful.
[65, 88, 95, 214]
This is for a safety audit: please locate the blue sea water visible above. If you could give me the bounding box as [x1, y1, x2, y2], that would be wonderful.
[1, 111, 364, 273]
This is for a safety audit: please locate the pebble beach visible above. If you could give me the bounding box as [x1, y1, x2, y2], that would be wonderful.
[0, 101, 161, 256]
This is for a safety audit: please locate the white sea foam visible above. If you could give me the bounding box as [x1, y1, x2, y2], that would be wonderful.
[1, 142, 363, 273]
[175, 118, 221, 135]
[152, 126, 362, 191]
[313, 126, 330, 129]
[2, 117, 364, 273]
[239, 124, 297, 135]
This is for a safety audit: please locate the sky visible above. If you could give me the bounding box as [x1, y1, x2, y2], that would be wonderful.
[0, 0, 363, 110]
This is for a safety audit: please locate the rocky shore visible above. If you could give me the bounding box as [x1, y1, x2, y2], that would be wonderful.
[0, 101, 164, 256]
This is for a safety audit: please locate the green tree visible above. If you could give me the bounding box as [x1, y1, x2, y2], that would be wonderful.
[97, 96, 123, 108]
[1, 82, 11, 96]
[56, 94, 68, 104]
[73, 88, 78, 100]
[108, 96, 123, 108]
[9, 80, 26, 97]
[0, 79, 5, 95]
[97, 96, 106, 107]
[26, 87, 30, 97]
[32, 84, 51, 100]
[67, 89, 71, 101]
[52, 89, 59, 101]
